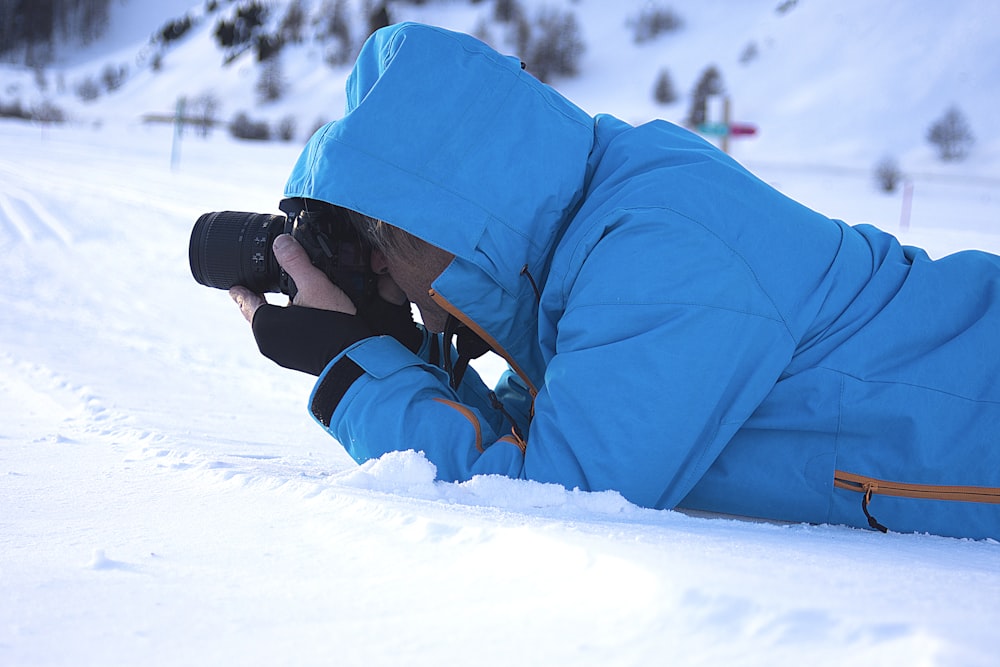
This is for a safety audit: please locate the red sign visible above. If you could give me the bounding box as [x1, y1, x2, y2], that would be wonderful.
[728, 123, 758, 137]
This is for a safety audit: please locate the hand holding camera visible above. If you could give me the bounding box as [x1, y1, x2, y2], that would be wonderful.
[190, 199, 422, 375]
[230, 233, 356, 320]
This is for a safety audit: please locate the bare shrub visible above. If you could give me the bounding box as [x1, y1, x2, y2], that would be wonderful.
[75, 76, 101, 102]
[927, 105, 975, 162]
[874, 156, 903, 193]
[230, 111, 270, 140]
[32, 100, 66, 123]
[101, 63, 128, 92]
[277, 115, 297, 141]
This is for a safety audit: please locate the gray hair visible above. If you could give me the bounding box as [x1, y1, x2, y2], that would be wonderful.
[347, 209, 422, 258]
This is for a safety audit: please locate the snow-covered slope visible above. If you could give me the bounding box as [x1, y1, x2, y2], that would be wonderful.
[5, 0, 1000, 172]
[2, 1, 999, 665]
[6, 0, 995, 236]
[3, 120, 999, 665]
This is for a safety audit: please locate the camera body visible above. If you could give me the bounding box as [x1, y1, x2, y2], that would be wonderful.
[189, 197, 376, 305]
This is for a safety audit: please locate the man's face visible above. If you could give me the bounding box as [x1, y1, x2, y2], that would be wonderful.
[371, 240, 455, 333]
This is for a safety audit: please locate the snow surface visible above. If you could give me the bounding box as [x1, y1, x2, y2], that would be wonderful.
[2, 1, 1000, 665]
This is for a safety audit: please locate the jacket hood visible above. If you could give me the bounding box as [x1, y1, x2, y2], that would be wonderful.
[284, 22, 595, 302]
[284, 23, 596, 384]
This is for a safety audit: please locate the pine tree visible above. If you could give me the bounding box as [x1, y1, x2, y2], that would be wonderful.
[2, 0, 112, 63]
[256, 57, 286, 103]
[367, 2, 391, 37]
[525, 7, 585, 83]
[686, 65, 724, 127]
[494, 0, 524, 23]
[279, 0, 306, 44]
[317, 0, 353, 66]
[653, 68, 677, 105]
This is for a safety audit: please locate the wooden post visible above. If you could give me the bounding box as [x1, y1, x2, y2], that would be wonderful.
[170, 97, 186, 171]
[721, 96, 731, 154]
[899, 181, 914, 231]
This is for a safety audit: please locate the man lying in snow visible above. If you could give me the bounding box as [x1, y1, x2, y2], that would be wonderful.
[229, 22, 1000, 540]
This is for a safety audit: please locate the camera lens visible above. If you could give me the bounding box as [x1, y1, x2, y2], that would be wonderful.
[188, 211, 285, 293]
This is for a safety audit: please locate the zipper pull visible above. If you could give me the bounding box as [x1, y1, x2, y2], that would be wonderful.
[862, 486, 889, 533]
[488, 390, 527, 447]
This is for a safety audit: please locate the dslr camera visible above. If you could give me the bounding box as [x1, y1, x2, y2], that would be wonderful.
[188, 197, 376, 304]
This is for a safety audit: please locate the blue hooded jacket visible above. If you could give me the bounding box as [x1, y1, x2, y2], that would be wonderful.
[284, 23, 1000, 539]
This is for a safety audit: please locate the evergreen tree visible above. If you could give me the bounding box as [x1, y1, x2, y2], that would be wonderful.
[76, 0, 111, 44]
[653, 68, 677, 105]
[256, 57, 286, 103]
[279, 0, 306, 44]
[24, 0, 56, 63]
[366, 2, 391, 37]
[317, 0, 353, 66]
[686, 65, 724, 127]
[629, 4, 683, 44]
[1, 0, 112, 63]
[494, 0, 524, 23]
[524, 7, 585, 83]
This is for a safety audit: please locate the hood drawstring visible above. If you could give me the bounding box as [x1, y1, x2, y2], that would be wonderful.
[488, 390, 526, 445]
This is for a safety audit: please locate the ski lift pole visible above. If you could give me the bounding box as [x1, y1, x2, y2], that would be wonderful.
[899, 181, 914, 231]
[696, 96, 757, 153]
[722, 97, 731, 154]
[171, 96, 186, 170]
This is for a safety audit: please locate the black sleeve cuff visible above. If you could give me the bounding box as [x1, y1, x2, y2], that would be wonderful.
[252, 305, 371, 376]
[310, 355, 366, 427]
[359, 297, 423, 352]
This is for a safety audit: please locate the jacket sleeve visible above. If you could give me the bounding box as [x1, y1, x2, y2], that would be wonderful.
[309, 336, 528, 481]
[310, 211, 796, 507]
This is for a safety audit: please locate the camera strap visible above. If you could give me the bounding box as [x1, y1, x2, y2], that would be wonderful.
[442, 315, 491, 390]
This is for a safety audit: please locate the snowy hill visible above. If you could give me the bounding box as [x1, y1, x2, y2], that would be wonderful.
[2, 2, 1000, 665]
[5, 0, 1000, 172]
[4, 0, 998, 233]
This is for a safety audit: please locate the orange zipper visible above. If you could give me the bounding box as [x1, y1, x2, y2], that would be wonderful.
[429, 289, 534, 452]
[834, 471, 1000, 503]
[429, 289, 538, 398]
[834, 470, 1000, 532]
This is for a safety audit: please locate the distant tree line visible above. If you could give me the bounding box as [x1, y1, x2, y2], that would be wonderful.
[875, 105, 977, 193]
[0, 0, 112, 64]
[473, 0, 585, 83]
